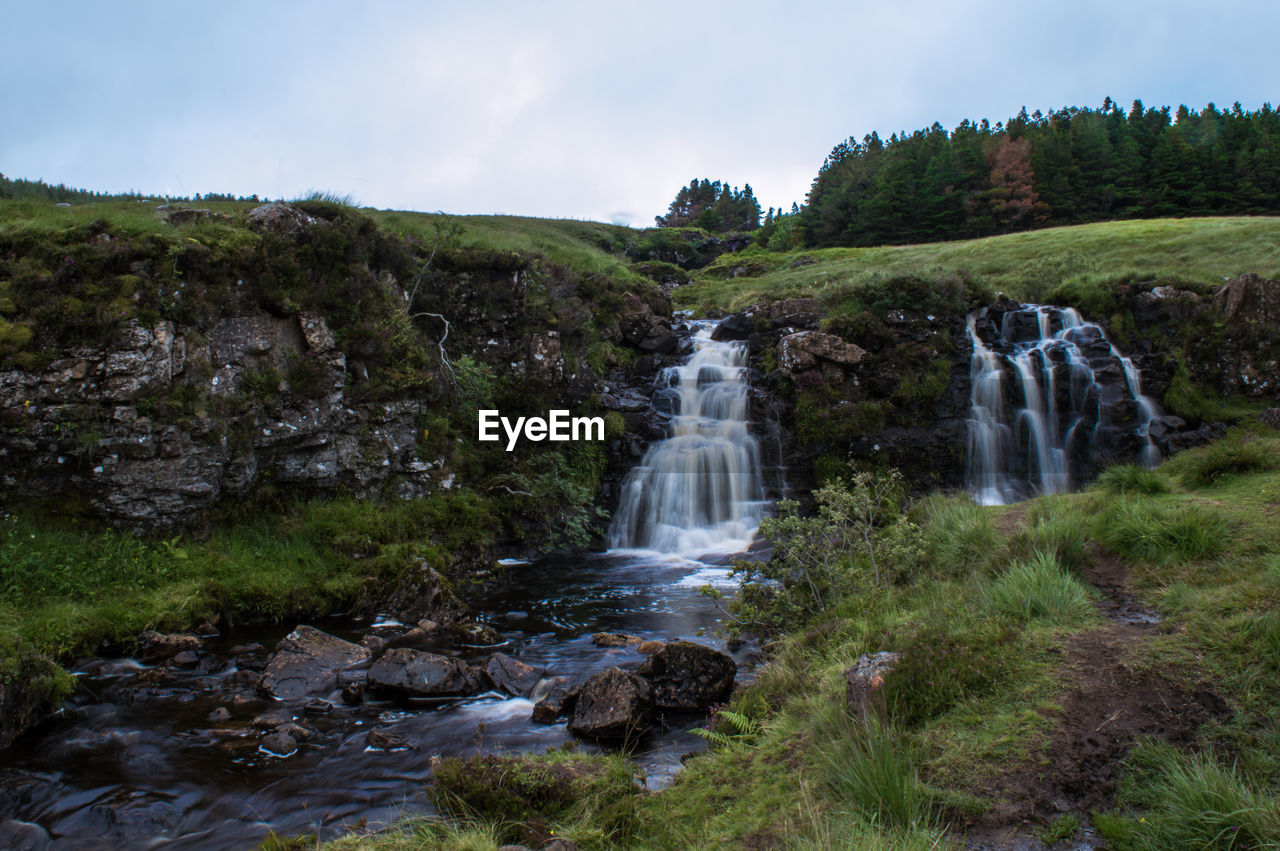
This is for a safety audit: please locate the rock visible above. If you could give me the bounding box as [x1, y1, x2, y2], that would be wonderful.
[257, 626, 371, 701]
[1213, 273, 1280, 325]
[777, 331, 867, 373]
[566, 667, 652, 741]
[710, 312, 756, 342]
[168, 650, 200, 669]
[359, 635, 387, 653]
[303, 698, 333, 715]
[374, 562, 469, 627]
[1261, 408, 1280, 429]
[1146, 414, 1187, 441]
[770, 298, 821, 329]
[485, 653, 543, 698]
[637, 328, 678, 355]
[635, 642, 736, 710]
[208, 706, 231, 723]
[365, 728, 413, 751]
[260, 731, 298, 757]
[278, 722, 314, 741]
[367, 648, 486, 699]
[137, 630, 201, 663]
[156, 206, 223, 227]
[247, 201, 318, 235]
[251, 708, 293, 729]
[1162, 421, 1229, 454]
[591, 632, 641, 648]
[530, 676, 579, 723]
[844, 652, 902, 719]
[452, 622, 504, 646]
[636, 640, 664, 655]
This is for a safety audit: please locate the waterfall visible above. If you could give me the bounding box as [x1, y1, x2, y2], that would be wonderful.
[608, 321, 765, 555]
[966, 303, 1161, 505]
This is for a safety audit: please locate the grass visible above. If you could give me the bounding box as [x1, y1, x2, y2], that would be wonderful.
[983, 550, 1097, 626]
[676, 216, 1280, 311]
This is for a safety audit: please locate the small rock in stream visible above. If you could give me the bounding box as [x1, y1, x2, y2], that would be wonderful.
[365, 728, 413, 751]
[303, 698, 333, 715]
[566, 667, 652, 741]
[278, 722, 314, 741]
[260, 731, 297, 757]
[169, 650, 200, 669]
[251, 708, 293, 729]
[208, 707, 231, 723]
[484, 653, 543, 698]
[591, 632, 641, 648]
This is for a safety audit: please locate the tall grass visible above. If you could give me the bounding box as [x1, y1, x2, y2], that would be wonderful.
[1164, 434, 1280, 489]
[917, 494, 1001, 577]
[983, 550, 1095, 625]
[1114, 741, 1280, 850]
[1096, 499, 1232, 564]
[1096, 463, 1173, 496]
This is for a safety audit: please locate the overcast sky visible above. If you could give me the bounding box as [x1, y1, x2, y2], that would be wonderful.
[3, 1, 1277, 225]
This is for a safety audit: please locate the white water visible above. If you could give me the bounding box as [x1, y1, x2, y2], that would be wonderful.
[967, 304, 1161, 505]
[608, 321, 765, 555]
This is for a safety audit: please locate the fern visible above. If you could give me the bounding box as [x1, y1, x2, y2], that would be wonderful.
[690, 709, 761, 749]
[689, 727, 736, 748]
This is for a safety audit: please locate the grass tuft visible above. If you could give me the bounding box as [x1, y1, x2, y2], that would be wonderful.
[1096, 463, 1173, 496]
[1165, 434, 1280, 489]
[983, 550, 1095, 625]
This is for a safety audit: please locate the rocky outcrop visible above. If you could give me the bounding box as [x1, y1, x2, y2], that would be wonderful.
[635, 641, 736, 710]
[566, 667, 652, 741]
[0, 312, 451, 528]
[777, 331, 868, 374]
[258, 626, 372, 700]
[369, 561, 469, 627]
[366, 648, 486, 699]
[247, 201, 318, 235]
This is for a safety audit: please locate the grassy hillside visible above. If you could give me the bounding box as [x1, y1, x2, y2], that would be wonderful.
[679, 216, 1280, 311]
[329, 427, 1280, 849]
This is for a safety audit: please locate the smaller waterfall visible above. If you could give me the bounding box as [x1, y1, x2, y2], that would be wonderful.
[608, 321, 765, 555]
[966, 304, 1161, 505]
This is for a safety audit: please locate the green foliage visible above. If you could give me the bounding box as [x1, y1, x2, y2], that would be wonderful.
[813, 711, 937, 832]
[429, 751, 641, 847]
[881, 618, 1016, 729]
[1112, 740, 1280, 850]
[655, 178, 761, 232]
[690, 708, 762, 749]
[1164, 433, 1280, 489]
[733, 469, 923, 632]
[1096, 498, 1231, 564]
[982, 550, 1096, 625]
[916, 493, 1001, 576]
[1096, 463, 1173, 495]
[1040, 814, 1082, 844]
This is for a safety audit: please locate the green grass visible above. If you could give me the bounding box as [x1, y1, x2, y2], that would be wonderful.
[676, 216, 1280, 311]
[983, 550, 1097, 626]
[1096, 464, 1173, 496]
[1163, 432, 1280, 489]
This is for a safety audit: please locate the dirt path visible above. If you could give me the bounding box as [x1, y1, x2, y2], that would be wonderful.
[955, 545, 1227, 849]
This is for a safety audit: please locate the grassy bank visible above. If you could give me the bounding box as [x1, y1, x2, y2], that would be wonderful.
[678, 216, 1280, 312]
[328, 425, 1280, 849]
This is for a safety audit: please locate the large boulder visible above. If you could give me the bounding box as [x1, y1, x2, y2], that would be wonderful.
[372, 561, 469, 627]
[247, 201, 318, 235]
[258, 626, 371, 700]
[530, 676, 579, 723]
[770, 298, 821, 329]
[635, 641, 736, 710]
[566, 667, 652, 741]
[367, 648, 486, 699]
[710, 312, 757, 342]
[484, 653, 543, 698]
[777, 331, 868, 373]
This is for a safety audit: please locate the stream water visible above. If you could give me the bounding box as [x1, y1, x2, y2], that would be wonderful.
[0, 322, 768, 849]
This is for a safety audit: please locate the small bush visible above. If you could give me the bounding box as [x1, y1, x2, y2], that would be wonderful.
[1096, 499, 1231, 565]
[1097, 464, 1172, 496]
[983, 550, 1095, 625]
[1165, 434, 1279, 489]
[882, 620, 1016, 728]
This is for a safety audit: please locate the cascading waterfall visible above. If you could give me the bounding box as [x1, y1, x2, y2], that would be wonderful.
[966, 303, 1161, 505]
[609, 320, 765, 555]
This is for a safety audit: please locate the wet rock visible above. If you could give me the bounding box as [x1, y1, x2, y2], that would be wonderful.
[260, 731, 298, 757]
[367, 648, 486, 699]
[278, 722, 314, 741]
[366, 728, 413, 751]
[137, 630, 201, 663]
[207, 707, 231, 723]
[777, 331, 868, 373]
[530, 676, 579, 723]
[485, 653, 543, 698]
[359, 634, 387, 653]
[591, 632, 641, 648]
[636, 640, 664, 655]
[636, 642, 736, 710]
[252, 708, 293, 729]
[844, 651, 901, 719]
[710, 311, 756, 341]
[303, 698, 333, 715]
[229, 642, 265, 655]
[452, 622, 503, 646]
[417, 618, 442, 632]
[0, 817, 53, 849]
[1162, 421, 1229, 454]
[168, 650, 200, 669]
[374, 562, 469, 627]
[258, 625, 371, 700]
[567, 667, 652, 741]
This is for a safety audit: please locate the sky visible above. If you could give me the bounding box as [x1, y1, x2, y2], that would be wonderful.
[3, 0, 1278, 226]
